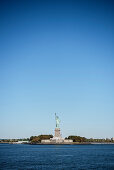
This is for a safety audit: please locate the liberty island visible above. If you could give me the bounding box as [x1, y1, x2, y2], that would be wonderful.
[41, 113, 73, 144]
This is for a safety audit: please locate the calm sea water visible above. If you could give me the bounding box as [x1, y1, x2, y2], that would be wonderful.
[0, 144, 114, 170]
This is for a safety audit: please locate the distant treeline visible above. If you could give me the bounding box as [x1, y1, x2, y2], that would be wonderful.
[66, 136, 114, 143]
[0, 138, 29, 143]
[0, 135, 114, 143]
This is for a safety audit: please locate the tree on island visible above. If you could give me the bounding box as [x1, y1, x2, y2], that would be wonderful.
[66, 136, 87, 142]
[30, 135, 53, 143]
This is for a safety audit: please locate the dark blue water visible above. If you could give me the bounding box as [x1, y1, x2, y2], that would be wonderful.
[0, 144, 114, 170]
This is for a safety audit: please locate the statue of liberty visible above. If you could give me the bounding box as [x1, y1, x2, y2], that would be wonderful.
[55, 113, 60, 128]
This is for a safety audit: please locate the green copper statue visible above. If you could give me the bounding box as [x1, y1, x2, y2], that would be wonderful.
[55, 113, 60, 128]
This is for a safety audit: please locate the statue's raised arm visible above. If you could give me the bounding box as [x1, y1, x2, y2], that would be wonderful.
[55, 113, 60, 128]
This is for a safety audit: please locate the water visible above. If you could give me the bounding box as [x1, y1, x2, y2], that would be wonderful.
[0, 144, 114, 170]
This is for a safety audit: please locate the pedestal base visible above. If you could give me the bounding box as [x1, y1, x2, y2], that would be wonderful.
[54, 128, 61, 138]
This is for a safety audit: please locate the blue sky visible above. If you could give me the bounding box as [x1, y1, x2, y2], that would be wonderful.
[0, 0, 114, 139]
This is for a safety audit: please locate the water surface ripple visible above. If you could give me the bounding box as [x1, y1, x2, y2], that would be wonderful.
[0, 144, 114, 169]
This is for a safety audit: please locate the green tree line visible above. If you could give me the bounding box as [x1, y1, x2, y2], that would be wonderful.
[66, 136, 87, 142]
[0, 135, 113, 143]
[30, 135, 53, 143]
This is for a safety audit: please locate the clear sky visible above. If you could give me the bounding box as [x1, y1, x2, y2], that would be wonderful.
[0, 0, 114, 139]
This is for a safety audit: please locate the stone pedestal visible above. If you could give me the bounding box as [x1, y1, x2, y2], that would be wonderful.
[54, 128, 61, 138]
[50, 128, 64, 143]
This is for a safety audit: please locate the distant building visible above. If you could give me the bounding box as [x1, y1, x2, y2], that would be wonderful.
[12, 141, 29, 144]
